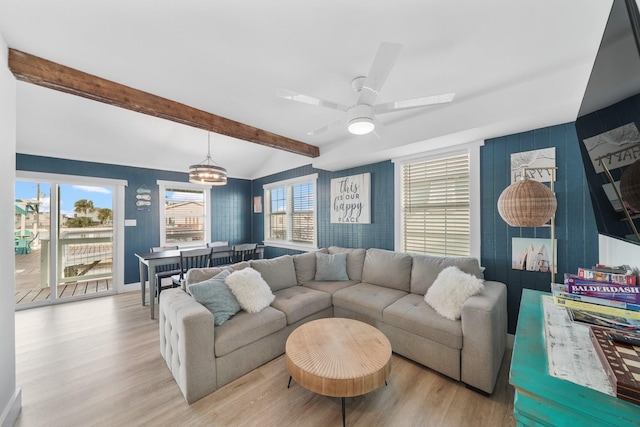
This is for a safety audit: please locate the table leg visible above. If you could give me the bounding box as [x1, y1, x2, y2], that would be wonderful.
[139, 261, 147, 306]
[149, 264, 156, 319]
[342, 397, 346, 427]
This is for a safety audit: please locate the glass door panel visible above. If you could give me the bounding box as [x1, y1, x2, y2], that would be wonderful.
[15, 180, 114, 307]
[14, 181, 51, 305]
[57, 184, 113, 300]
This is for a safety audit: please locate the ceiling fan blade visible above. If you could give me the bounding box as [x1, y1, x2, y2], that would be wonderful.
[277, 89, 348, 111]
[307, 117, 346, 136]
[357, 42, 402, 106]
[375, 92, 455, 114]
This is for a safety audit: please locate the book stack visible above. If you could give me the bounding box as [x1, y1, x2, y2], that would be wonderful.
[551, 265, 640, 332]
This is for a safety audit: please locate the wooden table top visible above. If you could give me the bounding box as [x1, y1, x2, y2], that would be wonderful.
[285, 318, 392, 398]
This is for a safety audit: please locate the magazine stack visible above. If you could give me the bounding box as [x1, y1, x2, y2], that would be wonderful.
[551, 264, 640, 333]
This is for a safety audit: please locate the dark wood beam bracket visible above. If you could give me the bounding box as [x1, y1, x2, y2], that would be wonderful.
[8, 49, 320, 158]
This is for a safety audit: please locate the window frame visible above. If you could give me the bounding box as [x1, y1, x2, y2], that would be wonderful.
[393, 141, 483, 259]
[157, 180, 211, 248]
[263, 173, 318, 251]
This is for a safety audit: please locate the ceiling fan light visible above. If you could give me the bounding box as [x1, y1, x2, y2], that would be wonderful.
[348, 117, 375, 135]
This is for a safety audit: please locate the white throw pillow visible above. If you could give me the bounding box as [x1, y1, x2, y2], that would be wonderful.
[225, 267, 275, 313]
[424, 266, 485, 320]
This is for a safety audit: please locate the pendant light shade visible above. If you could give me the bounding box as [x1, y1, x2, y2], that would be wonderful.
[189, 133, 227, 186]
[621, 158, 640, 212]
[497, 178, 557, 227]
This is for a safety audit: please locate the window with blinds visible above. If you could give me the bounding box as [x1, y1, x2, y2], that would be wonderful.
[401, 153, 470, 256]
[157, 180, 211, 248]
[264, 174, 317, 249]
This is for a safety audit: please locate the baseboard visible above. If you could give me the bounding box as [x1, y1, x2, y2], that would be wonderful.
[0, 388, 22, 427]
[121, 282, 141, 293]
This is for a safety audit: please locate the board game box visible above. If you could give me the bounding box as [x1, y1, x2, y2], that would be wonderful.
[589, 326, 640, 405]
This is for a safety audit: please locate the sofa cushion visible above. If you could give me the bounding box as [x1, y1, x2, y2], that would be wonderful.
[383, 293, 463, 349]
[250, 255, 297, 291]
[271, 286, 332, 324]
[225, 268, 275, 313]
[410, 253, 484, 295]
[302, 280, 358, 295]
[333, 282, 407, 321]
[184, 261, 249, 289]
[361, 248, 412, 292]
[328, 246, 366, 281]
[187, 270, 241, 326]
[292, 249, 328, 284]
[315, 252, 349, 281]
[214, 307, 286, 357]
[424, 266, 485, 320]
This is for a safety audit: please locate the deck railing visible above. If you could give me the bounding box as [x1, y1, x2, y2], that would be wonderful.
[39, 228, 113, 287]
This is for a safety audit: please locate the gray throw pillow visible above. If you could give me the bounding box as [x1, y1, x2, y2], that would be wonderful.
[188, 269, 241, 326]
[315, 252, 349, 281]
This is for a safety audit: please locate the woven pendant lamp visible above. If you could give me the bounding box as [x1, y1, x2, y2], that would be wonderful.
[497, 178, 557, 227]
[621, 159, 640, 212]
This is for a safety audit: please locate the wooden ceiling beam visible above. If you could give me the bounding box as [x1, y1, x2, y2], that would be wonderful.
[8, 49, 320, 158]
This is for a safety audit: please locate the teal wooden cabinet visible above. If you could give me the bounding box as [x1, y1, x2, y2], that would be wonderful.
[510, 289, 640, 426]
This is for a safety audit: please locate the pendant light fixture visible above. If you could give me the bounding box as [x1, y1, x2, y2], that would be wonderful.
[497, 168, 558, 283]
[188, 132, 227, 186]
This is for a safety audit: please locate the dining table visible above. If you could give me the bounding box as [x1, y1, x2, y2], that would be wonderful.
[135, 245, 264, 319]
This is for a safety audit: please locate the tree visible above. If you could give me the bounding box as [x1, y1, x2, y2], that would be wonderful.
[74, 199, 94, 217]
[96, 208, 112, 224]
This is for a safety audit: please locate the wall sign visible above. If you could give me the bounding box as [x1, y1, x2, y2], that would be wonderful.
[510, 147, 556, 184]
[330, 173, 371, 224]
[136, 185, 151, 212]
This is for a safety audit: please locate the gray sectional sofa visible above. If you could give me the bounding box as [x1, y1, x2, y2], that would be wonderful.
[159, 247, 508, 404]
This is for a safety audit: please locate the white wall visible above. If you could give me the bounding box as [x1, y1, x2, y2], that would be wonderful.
[599, 234, 640, 272]
[0, 34, 21, 426]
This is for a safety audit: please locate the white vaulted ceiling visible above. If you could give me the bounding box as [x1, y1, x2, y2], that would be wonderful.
[0, 0, 614, 179]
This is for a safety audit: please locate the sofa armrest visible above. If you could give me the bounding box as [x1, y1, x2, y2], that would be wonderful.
[159, 288, 217, 404]
[460, 280, 508, 394]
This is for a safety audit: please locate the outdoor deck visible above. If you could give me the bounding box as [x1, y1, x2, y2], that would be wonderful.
[15, 248, 112, 305]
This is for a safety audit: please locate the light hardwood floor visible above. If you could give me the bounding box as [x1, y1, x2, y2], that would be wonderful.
[14, 292, 515, 427]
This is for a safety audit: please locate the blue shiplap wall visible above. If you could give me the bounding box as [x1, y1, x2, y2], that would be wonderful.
[16, 154, 252, 285]
[480, 123, 599, 333]
[251, 161, 394, 258]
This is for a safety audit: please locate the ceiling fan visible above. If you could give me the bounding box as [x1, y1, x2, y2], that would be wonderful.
[278, 42, 455, 136]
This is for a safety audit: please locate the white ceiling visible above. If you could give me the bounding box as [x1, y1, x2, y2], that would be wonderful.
[0, 0, 614, 180]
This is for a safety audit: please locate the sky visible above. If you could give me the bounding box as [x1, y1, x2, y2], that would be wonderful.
[15, 181, 112, 217]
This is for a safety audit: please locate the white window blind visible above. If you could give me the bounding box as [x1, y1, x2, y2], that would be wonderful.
[264, 174, 317, 250]
[291, 182, 314, 243]
[401, 153, 470, 256]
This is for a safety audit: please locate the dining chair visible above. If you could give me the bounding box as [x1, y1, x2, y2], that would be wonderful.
[207, 241, 229, 248]
[208, 241, 232, 266]
[174, 247, 214, 289]
[232, 243, 258, 263]
[150, 245, 180, 302]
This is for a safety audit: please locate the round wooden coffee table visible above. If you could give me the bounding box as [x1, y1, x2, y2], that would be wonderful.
[285, 317, 392, 426]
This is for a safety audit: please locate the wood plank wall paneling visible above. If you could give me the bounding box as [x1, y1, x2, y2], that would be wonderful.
[481, 123, 599, 334]
[251, 161, 394, 259]
[211, 178, 252, 245]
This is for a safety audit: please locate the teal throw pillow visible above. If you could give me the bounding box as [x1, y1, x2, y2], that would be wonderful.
[315, 252, 349, 281]
[188, 269, 241, 325]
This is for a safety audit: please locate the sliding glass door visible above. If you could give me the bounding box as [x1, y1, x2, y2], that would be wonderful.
[15, 174, 121, 308]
